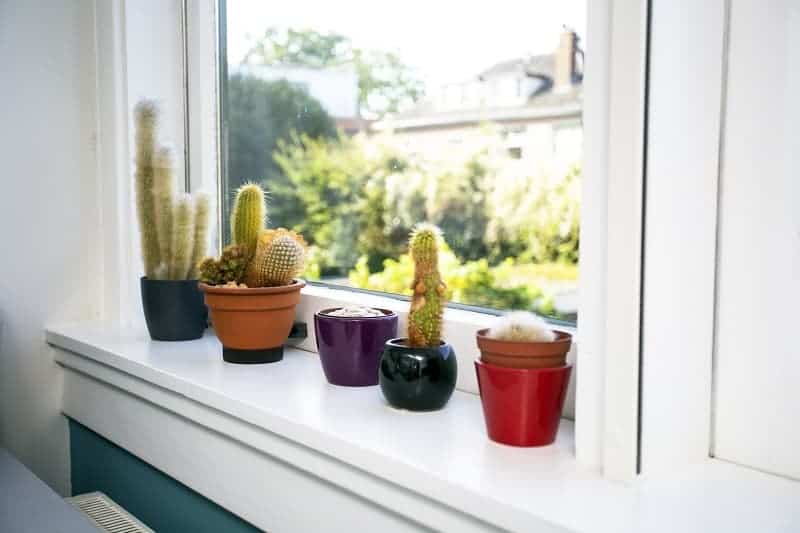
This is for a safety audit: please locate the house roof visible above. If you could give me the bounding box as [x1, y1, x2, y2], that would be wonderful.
[375, 49, 582, 132]
[478, 54, 555, 81]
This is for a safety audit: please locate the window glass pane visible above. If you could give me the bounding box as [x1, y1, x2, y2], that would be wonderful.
[220, 0, 585, 322]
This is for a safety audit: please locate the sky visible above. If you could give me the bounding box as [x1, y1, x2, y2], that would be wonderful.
[226, 0, 586, 88]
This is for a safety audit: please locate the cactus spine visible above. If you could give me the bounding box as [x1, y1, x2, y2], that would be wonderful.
[407, 224, 446, 347]
[198, 244, 248, 286]
[133, 99, 209, 280]
[199, 182, 307, 288]
[169, 195, 194, 279]
[244, 229, 306, 287]
[154, 147, 174, 276]
[189, 193, 210, 279]
[134, 100, 161, 278]
[231, 183, 266, 258]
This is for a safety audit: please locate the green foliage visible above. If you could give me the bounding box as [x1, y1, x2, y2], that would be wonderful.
[349, 247, 558, 315]
[231, 183, 266, 257]
[133, 100, 209, 280]
[198, 244, 248, 286]
[407, 225, 445, 347]
[273, 134, 408, 275]
[242, 27, 423, 118]
[226, 74, 336, 241]
[488, 164, 581, 264]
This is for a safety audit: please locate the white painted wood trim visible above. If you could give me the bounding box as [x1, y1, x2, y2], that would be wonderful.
[48, 323, 800, 532]
[93, 0, 135, 325]
[575, 0, 611, 470]
[603, 0, 650, 481]
[638, 0, 727, 475]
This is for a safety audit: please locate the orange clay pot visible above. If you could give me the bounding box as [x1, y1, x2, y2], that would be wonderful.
[200, 280, 305, 364]
[476, 328, 572, 369]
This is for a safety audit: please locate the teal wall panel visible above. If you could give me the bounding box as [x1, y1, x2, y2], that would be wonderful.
[69, 419, 262, 533]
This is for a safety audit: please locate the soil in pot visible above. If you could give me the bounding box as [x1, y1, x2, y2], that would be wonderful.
[476, 328, 572, 369]
[475, 360, 572, 447]
[315, 308, 398, 386]
[379, 338, 457, 411]
[200, 279, 305, 363]
[141, 277, 207, 341]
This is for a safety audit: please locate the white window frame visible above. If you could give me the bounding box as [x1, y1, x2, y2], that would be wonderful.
[96, 0, 688, 480]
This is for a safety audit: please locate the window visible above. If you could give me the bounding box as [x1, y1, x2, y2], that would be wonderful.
[219, 0, 585, 322]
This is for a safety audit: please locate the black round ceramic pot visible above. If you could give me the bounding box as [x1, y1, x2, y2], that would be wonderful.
[379, 338, 457, 411]
[141, 277, 207, 341]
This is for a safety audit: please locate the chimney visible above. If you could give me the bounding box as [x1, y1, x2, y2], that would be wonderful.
[554, 27, 577, 90]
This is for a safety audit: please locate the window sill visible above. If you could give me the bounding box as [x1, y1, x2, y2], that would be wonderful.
[47, 322, 800, 533]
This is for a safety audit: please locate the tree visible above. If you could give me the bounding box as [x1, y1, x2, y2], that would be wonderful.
[226, 74, 336, 238]
[242, 27, 423, 118]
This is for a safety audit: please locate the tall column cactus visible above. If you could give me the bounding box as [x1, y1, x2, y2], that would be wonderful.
[231, 183, 266, 258]
[134, 100, 161, 278]
[133, 99, 209, 280]
[189, 193, 210, 279]
[407, 224, 447, 347]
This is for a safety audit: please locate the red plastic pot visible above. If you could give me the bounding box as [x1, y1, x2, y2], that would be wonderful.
[475, 360, 572, 447]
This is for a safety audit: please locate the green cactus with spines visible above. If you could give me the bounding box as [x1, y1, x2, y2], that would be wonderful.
[189, 193, 210, 279]
[133, 99, 209, 280]
[231, 183, 266, 258]
[407, 224, 446, 347]
[198, 244, 248, 285]
[154, 147, 174, 275]
[169, 195, 194, 279]
[245, 230, 306, 287]
[133, 100, 161, 278]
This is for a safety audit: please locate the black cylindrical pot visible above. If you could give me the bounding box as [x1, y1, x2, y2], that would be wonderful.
[379, 338, 457, 411]
[141, 277, 207, 341]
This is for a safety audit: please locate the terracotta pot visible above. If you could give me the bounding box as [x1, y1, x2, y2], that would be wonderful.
[200, 280, 305, 364]
[475, 360, 572, 447]
[475, 328, 572, 369]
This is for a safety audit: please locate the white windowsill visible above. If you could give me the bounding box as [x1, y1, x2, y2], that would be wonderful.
[47, 321, 800, 533]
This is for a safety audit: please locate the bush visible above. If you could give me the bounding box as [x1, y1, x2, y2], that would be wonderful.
[348, 242, 554, 313]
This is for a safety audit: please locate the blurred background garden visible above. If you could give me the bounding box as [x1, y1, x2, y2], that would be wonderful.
[223, 5, 584, 320]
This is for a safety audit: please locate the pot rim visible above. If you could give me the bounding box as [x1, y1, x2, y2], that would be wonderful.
[199, 279, 306, 295]
[315, 307, 397, 320]
[475, 359, 573, 375]
[476, 328, 572, 346]
[385, 337, 449, 349]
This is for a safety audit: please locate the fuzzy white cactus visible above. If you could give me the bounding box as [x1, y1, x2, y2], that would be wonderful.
[486, 311, 556, 342]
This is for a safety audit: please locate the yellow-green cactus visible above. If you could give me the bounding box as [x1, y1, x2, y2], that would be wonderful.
[244, 229, 306, 287]
[231, 183, 266, 258]
[169, 195, 194, 279]
[189, 193, 210, 279]
[133, 99, 209, 280]
[153, 147, 174, 276]
[407, 224, 446, 347]
[133, 100, 161, 278]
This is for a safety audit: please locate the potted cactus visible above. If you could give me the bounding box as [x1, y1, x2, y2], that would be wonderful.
[314, 306, 398, 387]
[474, 312, 572, 447]
[198, 183, 306, 363]
[134, 100, 210, 341]
[378, 224, 457, 411]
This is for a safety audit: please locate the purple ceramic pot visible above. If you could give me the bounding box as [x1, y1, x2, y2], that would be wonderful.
[314, 308, 398, 386]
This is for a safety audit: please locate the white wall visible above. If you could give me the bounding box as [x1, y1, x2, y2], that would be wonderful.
[0, 1, 102, 494]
